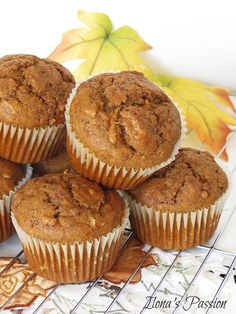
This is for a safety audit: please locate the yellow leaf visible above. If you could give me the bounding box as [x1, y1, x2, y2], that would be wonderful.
[155, 74, 236, 159]
[208, 86, 236, 113]
[49, 10, 236, 160]
[49, 10, 151, 80]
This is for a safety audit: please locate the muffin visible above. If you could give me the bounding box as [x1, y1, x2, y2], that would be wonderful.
[66, 71, 186, 190]
[0, 158, 32, 242]
[0, 54, 75, 163]
[127, 148, 229, 250]
[33, 145, 72, 175]
[11, 172, 129, 283]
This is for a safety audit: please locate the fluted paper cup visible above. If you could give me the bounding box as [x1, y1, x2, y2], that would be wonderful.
[11, 200, 129, 283]
[0, 122, 65, 163]
[0, 164, 33, 242]
[65, 80, 187, 190]
[126, 180, 231, 250]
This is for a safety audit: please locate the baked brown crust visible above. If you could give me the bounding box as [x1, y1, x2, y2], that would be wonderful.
[0, 54, 75, 128]
[12, 173, 125, 242]
[129, 148, 228, 211]
[33, 146, 72, 175]
[0, 158, 25, 198]
[70, 71, 181, 169]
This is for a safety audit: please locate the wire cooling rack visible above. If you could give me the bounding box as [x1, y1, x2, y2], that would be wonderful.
[0, 129, 236, 314]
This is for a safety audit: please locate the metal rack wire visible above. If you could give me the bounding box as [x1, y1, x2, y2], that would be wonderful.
[0, 133, 236, 314]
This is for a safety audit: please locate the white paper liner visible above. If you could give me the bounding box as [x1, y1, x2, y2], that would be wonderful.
[125, 173, 231, 250]
[0, 121, 65, 163]
[65, 76, 187, 189]
[0, 164, 33, 242]
[11, 198, 130, 283]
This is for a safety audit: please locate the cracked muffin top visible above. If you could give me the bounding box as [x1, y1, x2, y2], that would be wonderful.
[33, 145, 72, 175]
[0, 54, 75, 128]
[69, 71, 181, 169]
[128, 148, 228, 211]
[12, 172, 125, 242]
[0, 158, 25, 198]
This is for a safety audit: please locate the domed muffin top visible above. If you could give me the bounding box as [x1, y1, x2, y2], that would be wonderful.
[69, 71, 181, 169]
[0, 54, 75, 128]
[0, 157, 25, 198]
[12, 172, 125, 242]
[129, 148, 228, 211]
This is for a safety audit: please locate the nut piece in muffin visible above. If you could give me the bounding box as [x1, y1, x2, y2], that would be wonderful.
[0, 54, 75, 163]
[0, 158, 29, 242]
[33, 145, 72, 175]
[128, 148, 228, 250]
[67, 71, 184, 189]
[12, 172, 128, 283]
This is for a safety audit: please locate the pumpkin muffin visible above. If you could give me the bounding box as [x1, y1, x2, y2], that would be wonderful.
[11, 172, 129, 283]
[66, 71, 185, 189]
[33, 145, 72, 175]
[127, 148, 229, 250]
[0, 158, 32, 242]
[0, 54, 75, 163]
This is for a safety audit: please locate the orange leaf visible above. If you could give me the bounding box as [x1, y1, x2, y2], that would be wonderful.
[155, 75, 236, 160]
[103, 237, 157, 284]
[210, 87, 236, 114]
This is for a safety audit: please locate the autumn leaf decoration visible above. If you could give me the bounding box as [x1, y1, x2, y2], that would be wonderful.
[49, 11, 151, 80]
[155, 75, 236, 159]
[49, 10, 236, 160]
[103, 237, 157, 284]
